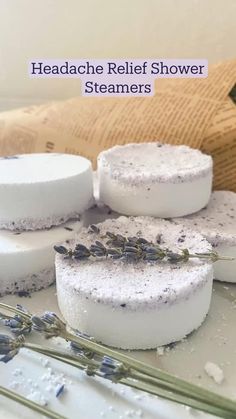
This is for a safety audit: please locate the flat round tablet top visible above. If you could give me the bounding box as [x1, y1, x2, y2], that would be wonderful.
[56, 216, 212, 310]
[0, 153, 90, 183]
[0, 153, 93, 229]
[174, 191, 236, 246]
[98, 143, 213, 184]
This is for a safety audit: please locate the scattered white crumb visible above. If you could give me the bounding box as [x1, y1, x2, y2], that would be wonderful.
[134, 394, 143, 401]
[204, 362, 224, 384]
[9, 381, 19, 390]
[185, 406, 200, 416]
[108, 405, 114, 411]
[124, 409, 143, 418]
[156, 347, 164, 356]
[42, 358, 50, 368]
[12, 368, 22, 377]
[27, 391, 48, 406]
[125, 410, 134, 417]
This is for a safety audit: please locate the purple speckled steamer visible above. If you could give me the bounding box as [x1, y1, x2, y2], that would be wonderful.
[0, 212, 81, 232]
[174, 191, 236, 247]
[0, 267, 54, 298]
[56, 216, 214, 349]
[98, 143, 213, 185]
[97, 143, 213, 218]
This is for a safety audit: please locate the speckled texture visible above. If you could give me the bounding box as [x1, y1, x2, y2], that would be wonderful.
[0, 267, 55, 297]
[173, 191, 236, 246]
[98, 143, 213, 185]
[56, 216, 212, 311]
[0, 212, 81, 231]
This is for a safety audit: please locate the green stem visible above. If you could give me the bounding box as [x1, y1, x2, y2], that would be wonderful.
[63, 330, 236, 415]
[24, 344, 235, 419]
[0, 386, 66, 419]
[0, 303, 31, 321]
[189, 253, 234, 261]
[26, 341, 236, 417]
[122, 379, 236, 419]
[2, 302, 236, 416]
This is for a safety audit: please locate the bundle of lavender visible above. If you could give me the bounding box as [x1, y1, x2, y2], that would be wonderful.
[0, 303, 236, 419]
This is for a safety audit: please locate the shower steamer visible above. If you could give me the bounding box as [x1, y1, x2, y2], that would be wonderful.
[173, 191, 236, 282]
[0, 219, 82, 297]
[0, 153, 93, 230]
[56, 216, 213, 349]
[98, 143, 213, 217]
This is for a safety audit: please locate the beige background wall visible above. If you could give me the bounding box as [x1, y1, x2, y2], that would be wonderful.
[0, 0, 235, 109]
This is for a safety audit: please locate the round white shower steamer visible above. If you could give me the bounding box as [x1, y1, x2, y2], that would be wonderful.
[56, 216, 213, 349]
[0, 153, 93, 230]
[173, 191, 236, 283]
[98, 143, 213, 218]
[0, 219, 82, 297]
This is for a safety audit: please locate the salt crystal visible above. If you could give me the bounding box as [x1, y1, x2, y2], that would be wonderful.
[42, 358, 50, 368]
[156, 347, 164, 356]
[12, 368, 22, 377]
[204, 362, 224, 384]
[9, 381, 19, 389]
[27, 391, 47, 406]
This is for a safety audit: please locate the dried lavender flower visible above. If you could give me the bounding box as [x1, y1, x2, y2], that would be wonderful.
[1, 303, 236, 418]
[55, 384, 65, 398]
[31, 312, 66, 338]
[54, 231, 233, 264]
[99, 356, 129, 383]
[88, 224, 100, 234]
[53, 245, 68, 255]
[0, 334, 24, 363]
[70, 331, 95, 359]
[0, 305, 32, 335]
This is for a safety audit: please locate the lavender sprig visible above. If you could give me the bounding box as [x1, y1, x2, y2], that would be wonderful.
[31, 311, 67, 338]
[0, 304, 32, 335]
[0, 332, 236, 418]
[0, 334, 24, 363]
[1, 303, 236, 418]
[0, 384, 66, 419]
[54, 231, 234, 263]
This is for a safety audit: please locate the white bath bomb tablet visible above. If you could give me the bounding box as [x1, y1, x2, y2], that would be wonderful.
[0, 219, 82, 296]
[0, 153, 93, 230]
[56, 216, 213, 349]
[173, 191, 236, 283]
[98, 143, 213, 218]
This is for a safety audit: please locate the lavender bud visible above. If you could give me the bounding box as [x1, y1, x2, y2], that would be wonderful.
[88, 224, 100, 234]
[54, 245, 68, 255]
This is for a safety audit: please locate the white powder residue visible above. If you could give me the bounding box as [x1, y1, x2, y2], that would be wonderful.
[204, 361, 224, 384]
[27, 391, 48, 406]
[156, 346, 165, 356]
